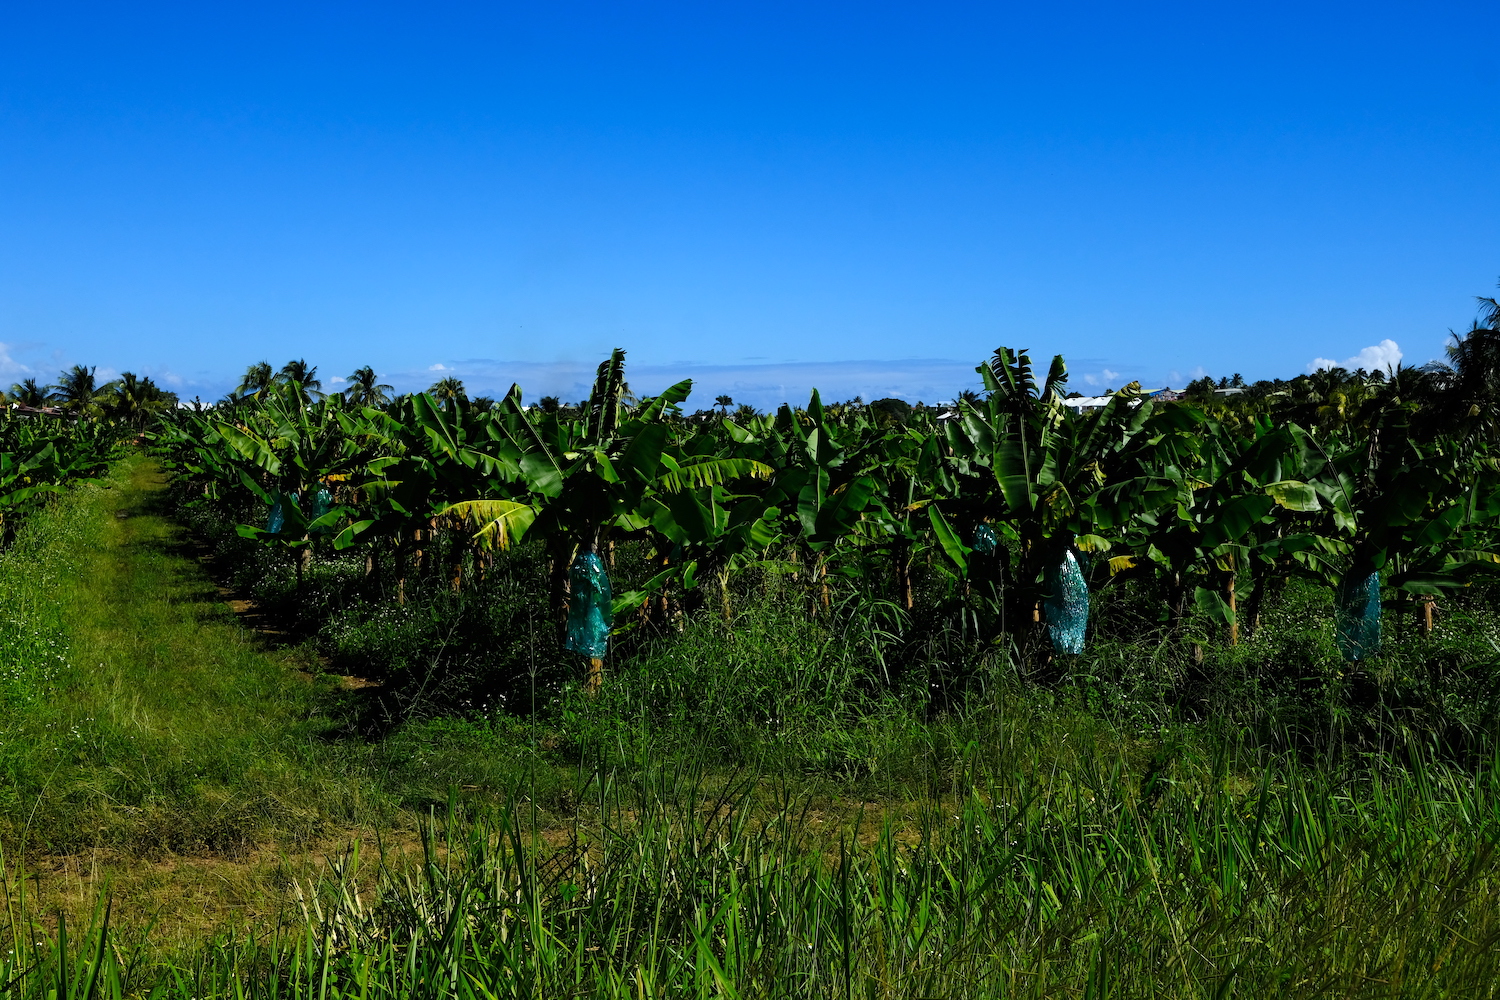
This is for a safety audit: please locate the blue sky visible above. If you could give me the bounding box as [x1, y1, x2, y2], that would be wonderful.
[1, 1, 1497, 408]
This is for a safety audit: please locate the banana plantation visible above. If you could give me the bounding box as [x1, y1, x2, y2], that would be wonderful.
[156, 343, 1500, 688]
[10, 339, 1500, 996]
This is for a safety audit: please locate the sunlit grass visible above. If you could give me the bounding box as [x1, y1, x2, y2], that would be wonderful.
[7, 748, 1500, 997]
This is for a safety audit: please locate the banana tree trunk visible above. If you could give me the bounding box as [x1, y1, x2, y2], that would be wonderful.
[448, 530, 463, 593]
[395, 533, 408, 606]
[473, 543, 490, 587]
[655, 549, 670, 623]
[895, 539, 914, 611]
[1227, 562, 1238, 647]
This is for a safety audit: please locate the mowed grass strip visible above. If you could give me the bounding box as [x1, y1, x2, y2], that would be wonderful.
[0, 456, 424, 939]
[7, 455, 378, 856]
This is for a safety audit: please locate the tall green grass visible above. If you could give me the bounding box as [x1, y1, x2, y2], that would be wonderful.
[0, 474, 77, 710]
[7, 745, 1500, 997]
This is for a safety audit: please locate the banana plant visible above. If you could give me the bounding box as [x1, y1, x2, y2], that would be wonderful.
[0, 413, 123, 538]
[447, 351, 773, 667]
[199, 384, 379, 586]
[1298, 414, 1500, 653]
[933, 348, 1174, 651]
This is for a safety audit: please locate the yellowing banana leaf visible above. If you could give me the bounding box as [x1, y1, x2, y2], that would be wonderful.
[442, 499, 538, 550]
[1264, 480, 1321, 512]
[657, 456, 772, 492]
[1074, 533, 1112, 552]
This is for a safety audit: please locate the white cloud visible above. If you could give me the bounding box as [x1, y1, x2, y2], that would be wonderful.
[428, 363, 450, 372]
[329, 375, 347, 384]
[1309, 339, 1402, 374]
[1082, 368, 1121, 387]
[1165, 366, 1209, 387]
[0, 342, 35, 381]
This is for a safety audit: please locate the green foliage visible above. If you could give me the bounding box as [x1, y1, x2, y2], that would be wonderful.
[0, 411, 122, 536]
[156, 341, 1500, 679]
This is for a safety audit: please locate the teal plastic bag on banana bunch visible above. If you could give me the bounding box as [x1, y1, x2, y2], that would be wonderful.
[266, 492, 298, 534]
[1043, 548, 1089, 655]
[310, 487, 333, 533]
[564, 551, 613, 659]
[1334, 571, 1381, 661]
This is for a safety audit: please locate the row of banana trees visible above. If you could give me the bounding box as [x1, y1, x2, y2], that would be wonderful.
[0, 411, 124, 541]
[155, 348, 1500, 672]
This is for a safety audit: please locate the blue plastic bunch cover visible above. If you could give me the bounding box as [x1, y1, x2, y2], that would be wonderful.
[973, 523, 998, 555]
[1334, 570, 1381, 661]
[266, 492, 300, 535]
[266, 497, 286, 534]
[564, 550, 613, 659]
[310, 488, 333, 532]
[1043, 548, 1089, 655]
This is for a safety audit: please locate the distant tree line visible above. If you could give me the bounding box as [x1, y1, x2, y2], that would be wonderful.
[3, 365, 178, 427]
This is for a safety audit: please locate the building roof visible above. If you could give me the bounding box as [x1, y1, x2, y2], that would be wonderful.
[6, 403, 65, 418]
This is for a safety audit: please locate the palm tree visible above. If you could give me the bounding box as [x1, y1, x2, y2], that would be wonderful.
[6, 377, 55, 408]
[714, 394, 733, 415]
[1445, 310, 1500, 403]
[1418, 279, 1500, 439]
[105, 373, 174, 427]
[278, 359, 323, 400]
[236, 361, 275, 399]
[426, 376, 466, 407]
[50, 364, 108, 417]
[343, 365, 393, 407]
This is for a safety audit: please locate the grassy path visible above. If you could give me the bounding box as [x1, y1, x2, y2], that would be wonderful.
[0, 457, 917, 942]
[0, 456, 408, 937]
